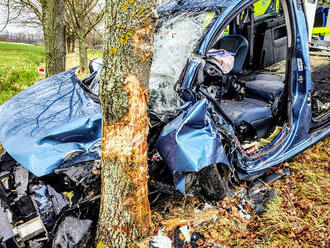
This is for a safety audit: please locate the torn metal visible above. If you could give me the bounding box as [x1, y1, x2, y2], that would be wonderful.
[0, 152, 100, 247]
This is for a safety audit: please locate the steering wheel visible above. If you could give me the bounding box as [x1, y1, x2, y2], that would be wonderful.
[202, 57, 243, 100]
[203, 57, 224, 82]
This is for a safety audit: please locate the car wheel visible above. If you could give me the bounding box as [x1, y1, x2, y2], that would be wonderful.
[197, 164, 230, 201]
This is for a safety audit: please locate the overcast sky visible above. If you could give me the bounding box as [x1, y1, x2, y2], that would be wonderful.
[0, 5, 41, 34]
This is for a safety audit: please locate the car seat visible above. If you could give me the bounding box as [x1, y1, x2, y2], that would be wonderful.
[220, 98, 273, 139]
[245, 74, 285, 102]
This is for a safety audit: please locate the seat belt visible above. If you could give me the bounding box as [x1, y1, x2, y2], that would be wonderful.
[271, 92, 283, 116]
[238, 10, 248, 33]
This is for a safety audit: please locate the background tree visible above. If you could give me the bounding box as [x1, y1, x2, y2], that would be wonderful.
[87, 27, 104, 49]
[66, 27, 76, 53]
[40, 0, 66, 76]
[4, 0, 43, 27]
[65, 0, 105, 72]
[96, 0, 157, 247]
[0, 0, 11, 33]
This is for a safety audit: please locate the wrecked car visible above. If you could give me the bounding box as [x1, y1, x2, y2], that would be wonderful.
[0, 0, 329, 247]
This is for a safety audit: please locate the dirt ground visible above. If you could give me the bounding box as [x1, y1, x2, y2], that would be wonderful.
[310, 51, 330, 83]
[146, 135, 329, 247]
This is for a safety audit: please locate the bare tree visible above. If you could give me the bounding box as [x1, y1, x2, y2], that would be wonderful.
[65, 0, 105, 72]
[0, 0, 29, 32]
[95, 0, 157, 247]
[87, 26, 103, 48]
[66, 27, 76, 53]
[3, 0, 104, 73]
[9, 0, 43, 27]
[0, 0, 10, 33]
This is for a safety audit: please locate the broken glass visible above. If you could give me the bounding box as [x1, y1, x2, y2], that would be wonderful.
[149, 9, 217, 113]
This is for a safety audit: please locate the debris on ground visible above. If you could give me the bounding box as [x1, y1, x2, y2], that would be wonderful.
[150, 231, 172, 248]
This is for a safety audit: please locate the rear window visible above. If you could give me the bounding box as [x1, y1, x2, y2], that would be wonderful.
[254, 0, 281, 20]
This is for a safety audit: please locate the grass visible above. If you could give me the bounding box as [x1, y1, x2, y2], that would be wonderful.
[147, 138, 329, 247]
[252, 139, 330, 247]
[66, 49, 103, 79]
[0, 42, 45, 105]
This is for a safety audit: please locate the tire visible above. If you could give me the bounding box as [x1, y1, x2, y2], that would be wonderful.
[197, 164, 230, 201]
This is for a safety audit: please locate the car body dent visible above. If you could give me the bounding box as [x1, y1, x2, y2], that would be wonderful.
[0, 68, 102, 176]
[156, 98, 230, 193]
[157, 0, 329, 187]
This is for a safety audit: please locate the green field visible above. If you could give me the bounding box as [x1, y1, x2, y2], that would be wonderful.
[0, 42, 103, 105]
[0, 42, 45, 105]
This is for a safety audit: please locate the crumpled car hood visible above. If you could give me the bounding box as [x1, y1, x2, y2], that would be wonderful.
[0, 68, 102, 176]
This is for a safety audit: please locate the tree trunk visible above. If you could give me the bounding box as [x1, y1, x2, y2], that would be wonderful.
[41, 0, 66, 77]
[78, 32, 88, 73]
[96, 1, 157, 247]
[66, 36, 74, 54]
[71, 37, 75, 53]
[66, 37, 71, 54]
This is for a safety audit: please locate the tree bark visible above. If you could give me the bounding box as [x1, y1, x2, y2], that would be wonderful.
[64, 0, 105, 74]
[78, 32, 88, 73]
[66, 35, 74, 54]
[41, 0, 66, 77]
[71, 37, 75, 53]
[96, 0, 157, 247]
[66, 37, 71, 54]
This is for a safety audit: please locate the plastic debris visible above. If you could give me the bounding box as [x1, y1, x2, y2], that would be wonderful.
[190, 232, 206, 248]
[0, 151, 100, 247]
[52, 216, 93, 248]
[0, 0, 323, 245]
[173, 226, 205, 248]
[150, 230, 172, 248]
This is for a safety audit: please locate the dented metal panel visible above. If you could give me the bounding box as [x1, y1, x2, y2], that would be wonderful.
[156, 99, 229, 193]
[0, 68, 102, 176]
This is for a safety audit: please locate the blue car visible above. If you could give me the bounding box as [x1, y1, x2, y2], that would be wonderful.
[0, 0, 329, 246]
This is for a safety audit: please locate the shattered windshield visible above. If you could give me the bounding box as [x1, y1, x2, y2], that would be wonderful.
[149, 9, 218, 113]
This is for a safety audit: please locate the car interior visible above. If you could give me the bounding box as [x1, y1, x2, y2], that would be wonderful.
[201, 0, 288, 146]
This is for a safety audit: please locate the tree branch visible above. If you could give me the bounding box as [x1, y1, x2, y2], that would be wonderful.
[0, 0, 11, 33]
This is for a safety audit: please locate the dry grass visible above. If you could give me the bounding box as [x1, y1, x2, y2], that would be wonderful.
[0, 42, 329, 247]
